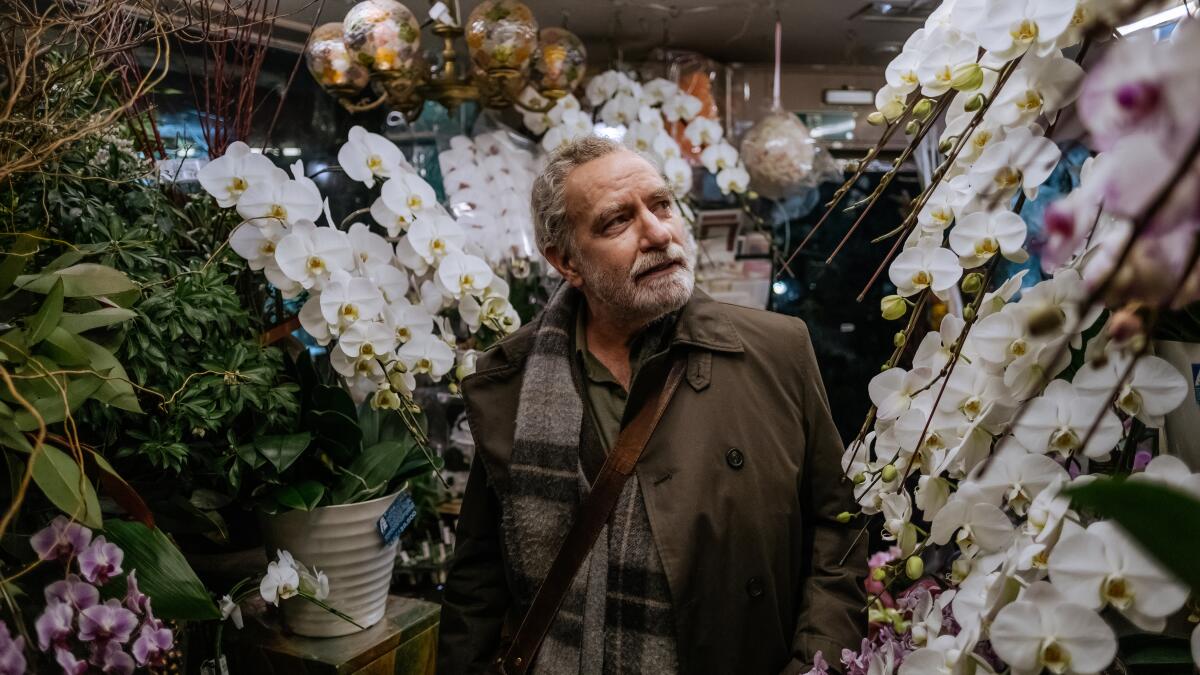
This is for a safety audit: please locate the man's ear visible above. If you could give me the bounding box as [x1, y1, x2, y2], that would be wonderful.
[544, 244, 584, 288]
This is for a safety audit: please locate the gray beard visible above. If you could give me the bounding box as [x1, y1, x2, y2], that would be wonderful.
[575, 236, 697, 327]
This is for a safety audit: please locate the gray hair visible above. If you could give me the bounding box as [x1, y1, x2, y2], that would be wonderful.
[530, 135, 627, 257]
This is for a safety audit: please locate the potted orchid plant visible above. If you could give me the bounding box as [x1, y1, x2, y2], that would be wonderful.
[196, 125, 525, 635]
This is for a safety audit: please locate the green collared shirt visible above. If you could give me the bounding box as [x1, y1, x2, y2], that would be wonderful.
[574, 303, 677, 450]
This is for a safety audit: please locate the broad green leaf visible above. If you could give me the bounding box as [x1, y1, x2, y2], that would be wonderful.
[236, 440, 266, 470]
[0, 420, 32, 453]
[27, 279, 64, 345]
[58, 308, 137, 334]
[331, 439, 412, 504]
[0, 329, 29, 364]
[255, 432, 312, 474]
[88, 449, 154, 527]
[31, 444, 103, 528]
[102, 520, 221, 620]
[14, 372, 104, 431]
[75, 334, 141, 413]
[16, 263, 139, 298]
[0, 232, 39, 295]
[43, 250, 86, 273]
[41, 327, 89, 366]
[1066, 478, 1200, 593]
[311, 409, 362, 464]
[312, 384, 358, 421]
[273, 480, 326, 511]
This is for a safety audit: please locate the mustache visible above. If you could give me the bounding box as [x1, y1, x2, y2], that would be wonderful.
[629, 243, 690, 279]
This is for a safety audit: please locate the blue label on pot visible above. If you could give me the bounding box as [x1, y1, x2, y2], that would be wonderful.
[378, 489, 417, 545]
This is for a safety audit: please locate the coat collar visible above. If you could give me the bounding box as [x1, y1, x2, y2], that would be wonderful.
[488, 287, 743, 371]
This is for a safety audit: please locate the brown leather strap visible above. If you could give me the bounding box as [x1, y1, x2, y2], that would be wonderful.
[497, 356, 688, 675]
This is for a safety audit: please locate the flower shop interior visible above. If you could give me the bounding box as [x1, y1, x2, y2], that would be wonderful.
[5, 0, 1200, 673]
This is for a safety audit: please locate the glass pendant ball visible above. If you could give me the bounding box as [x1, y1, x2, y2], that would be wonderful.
[465, 0, 539, 73]
[305, 23, 370, 92]
[739, 110, 817, 199]
[529, 27, 587, 94]
[342, 0, 421, 74]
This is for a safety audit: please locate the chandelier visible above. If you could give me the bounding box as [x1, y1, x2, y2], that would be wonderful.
[304, 0, 588, 121]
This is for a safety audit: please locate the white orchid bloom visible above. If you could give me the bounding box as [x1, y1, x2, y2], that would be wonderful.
[1012, 379, 1122, 459]
[916, 179, 971, 235]
[1131, 455, 1200, 498]
[337, 319, 397, 360]
[975, 0, 1078, 60]
[991, 581, 1117, 675]
[585, 70, 619, 107]
[1003, 336, 1073, 401]
[888, 243, 963, 298]
[393, 235, 431, 276]
[236, 170, 323, 226]
[637, 104, 666, 130]
[263, 259, 303, 299]
[337, 125, 409, 188]
[319, 270, 385, 331]
[643, 78, 680, 104]
[875, 84, 909, 121]
[199, 141, 286, 207]
[663, 92, 703, 123]
[944, 114, 1008, 169]
[701, 142, 740, 174]
[881, 491, 919, 555]
[716, 165, 750, 195]
[1049, 520, 1189, 632]
[370, 196, 415, 237]
[977, 446, 1068, 515]
[229, 219, 288, 271]
[407, 214, 465, 265]
[939, 359, 1011, 425]
[652, 132, 683, 163]
[899, 633, 976, 675]
[929, 485, 1015, 558]
[599, 93, 640, 127]
[893, 404, 964, 475]
[259, 559, 300, 605]
[885, 48, 923, 95]
[380, 172, 438, 223]
[625, 121, 659, 154]
[909, 586, 957, 648]
[545, 94, 582, 125]
[683, 117, 723, 147]
[916, 31, 978, 96]
[663, 158, 693, 198]
[869, 366, 935, 420]
[973, 304, 1046, 367]
[949, 210, 1029, 268]
[299, 293, 333, 344]
[346, 222, 394, 272]
[978, 268, 1029, 319]
[1020, 268, 1101, 346]
[1022, 477, 1072, 543]
[396, 332, 455, 380]
[911, 314, 965, 373]
[992, 52, 1085, 127]
[436, 251, 494, 300]
[219, 594, 244, 629]
[365, 264, 409, 306]
[968, 126, 1062, 201]
[330, 345, 386, 381]
[916, 475, 953, 520]
[384, 300, 435, 346]
[1073, 353, 1187, 427]
[274, 221, 354, 290]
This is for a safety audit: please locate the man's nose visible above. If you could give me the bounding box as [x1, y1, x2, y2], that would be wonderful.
[638, 207, 673, 250]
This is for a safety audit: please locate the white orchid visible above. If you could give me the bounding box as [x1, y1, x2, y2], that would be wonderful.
[370, 196, 414, 237]
[380, 172, 439, 223]
[663, 92, 702, 122]
[992, 52, 1085, 127]
[337, 319, 397, 360]
[367, 264, 410, 305]
[642, 78, 679, 104]
[929, 486, 1015, 558]
[259, 555, 300, 606]
[885, 48, 922, 95]
[1049, 520, 1189, 632]
[585, 70, 619, 106]
[406, 214, 465, 265]
[219, 594, 244, 629]
[900, 632, 976, 675]
[599, 93, 640, 127]
[337, 125, 409, 187]
[346, 222, 394, 272]
[888, 242, 963, 298]
[716, 165, 750, 195]
[1011, 379, 1122, 459]
[869, 366, 935, 420]
[881, 491, 919, 554]
[652, 132, 683, 163]
[274, 220, 354, 290]
[384, 300, 434, 346]
[229, 219, 288, 271]
[198, 141, 285, 207]
[683, 117, 723, 147]
[663, 158, 693, 198]
[436, 251, 494, 300]
[875, 84, 909, 121]
[1073, 353, 1188, 427]
[990, 581, 1117, 675]
[975, 0, 1079, 60]
[916, 30, 979, 96]
[1132, 455, 1200, 498]
[701, 142, 740, 174]
[319, 270, 385, 331]
[236, 169, 323, 226]
[977, 447, 1068, 515]
[948, 210, 1029, 267]
[299, 294, 332, 345]
[968, 126, 1062, 201]
[396, 332, 455, 380]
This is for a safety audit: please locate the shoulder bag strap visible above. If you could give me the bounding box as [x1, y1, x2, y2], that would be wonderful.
[496, 355, 688, 675]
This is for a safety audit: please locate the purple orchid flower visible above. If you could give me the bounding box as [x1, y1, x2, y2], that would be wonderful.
[77, 599, 137, 644]
[0, 620, 27, 675]
[92, 640, 135, 675]
[54, 647, 88, 675]
[45, 574, 100, 611]
[35, 601, 74, 651]
[30, 516, 93, 563]
[802, 651, 830, 675]
[78, 536, 123, 585]
[131, 621, 173, 667]
[123, 570, 152, 616]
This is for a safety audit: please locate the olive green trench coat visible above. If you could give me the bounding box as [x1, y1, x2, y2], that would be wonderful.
[438, 290, 868, 674]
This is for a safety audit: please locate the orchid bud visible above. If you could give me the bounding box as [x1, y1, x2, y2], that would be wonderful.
[881, 464, 898, 482]
[1027, 305, 1066, 337]
[963, 306, 976, 321]
[893, 332, 906, 347]
[448, 382, 460, 395]
[836, 511, 854, 524]
[912, 98, 934, 120]
[867, 111, 887, 127]
[961, 272, 984, 294]
[747, 190, 760, 200]
[881, 294, 908, 320]
[905, 556, 924, 579]
[871, 567, 888, 582]
[950, 63, 984, 92]
[963, 93, 986, 112]
[845, 160, 860, 174]
[852, 472, 867, 485]
[372, 387, 402, 411]
[880, 363, 891, 372]
[938, 137, 956, 154]
[904, 120, 922, 135]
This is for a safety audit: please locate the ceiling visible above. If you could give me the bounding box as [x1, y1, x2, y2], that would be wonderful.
[267, 0, 930, 66]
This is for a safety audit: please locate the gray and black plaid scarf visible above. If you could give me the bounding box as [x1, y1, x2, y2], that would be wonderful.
[496, 282, 679, 675]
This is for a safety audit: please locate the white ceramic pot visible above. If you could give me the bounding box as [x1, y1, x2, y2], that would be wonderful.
[259, 490, 399, 637]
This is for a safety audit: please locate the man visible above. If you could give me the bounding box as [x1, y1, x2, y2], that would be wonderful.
[439, 136, 866, 674]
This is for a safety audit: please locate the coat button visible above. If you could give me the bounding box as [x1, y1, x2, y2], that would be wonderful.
[726, 447, 745, 470]
[746, 576, 764, 598]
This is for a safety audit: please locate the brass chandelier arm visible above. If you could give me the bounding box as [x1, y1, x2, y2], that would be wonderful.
[509, 93, 557, 114]
[338, 91, 390, 113]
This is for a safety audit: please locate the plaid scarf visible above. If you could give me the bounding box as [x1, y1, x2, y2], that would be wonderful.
[495, 282, 679, 674]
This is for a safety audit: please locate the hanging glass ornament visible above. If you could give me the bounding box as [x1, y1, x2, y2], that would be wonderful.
[305, 23, 370, 93]
[342, 0, 421, 74]
[465, 0, 539, 74]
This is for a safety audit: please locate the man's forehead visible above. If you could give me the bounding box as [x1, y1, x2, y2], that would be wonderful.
[565, 151, 664, 217]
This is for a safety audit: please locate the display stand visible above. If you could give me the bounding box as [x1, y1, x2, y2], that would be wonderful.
[228, 595, 440, 674]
